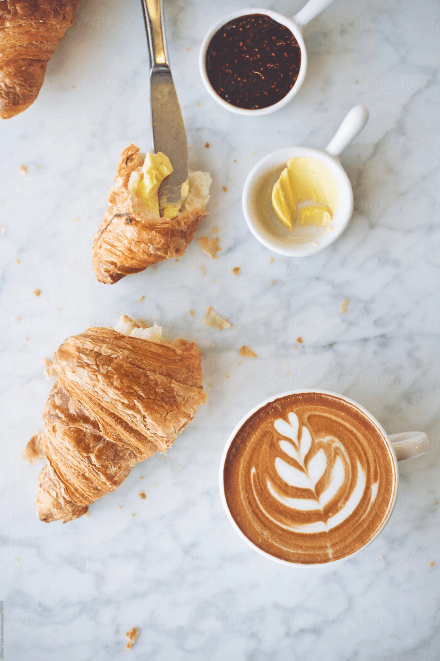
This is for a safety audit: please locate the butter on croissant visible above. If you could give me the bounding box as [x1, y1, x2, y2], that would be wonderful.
[24, 319, 206, 523]
[0, 0, 80, 119]
[92, 144, 212, 284]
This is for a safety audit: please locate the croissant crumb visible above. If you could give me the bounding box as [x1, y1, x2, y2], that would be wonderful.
[29, 319, 206, 523]
[92, 144, 212, 284]
[124, 627, 139, 650]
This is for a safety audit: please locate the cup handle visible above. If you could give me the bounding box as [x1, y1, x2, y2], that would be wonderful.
[388, 431, 429, 461]
[324, 105, 369, 157]
[293, 0, 335, 27]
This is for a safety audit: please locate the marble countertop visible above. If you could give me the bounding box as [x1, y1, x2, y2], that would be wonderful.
[1, 0, 440, 658]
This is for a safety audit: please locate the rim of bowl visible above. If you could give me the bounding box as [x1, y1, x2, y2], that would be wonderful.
[219, 388, 399, 568]
[199, 7, 308, 117]
[242, 146, 354, 257]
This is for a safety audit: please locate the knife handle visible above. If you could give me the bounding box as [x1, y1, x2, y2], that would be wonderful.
[141, 0, 169, 71]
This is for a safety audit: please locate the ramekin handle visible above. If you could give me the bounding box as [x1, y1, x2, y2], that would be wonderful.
[293, 0, 335, 28]
[324, 105, 369, 157]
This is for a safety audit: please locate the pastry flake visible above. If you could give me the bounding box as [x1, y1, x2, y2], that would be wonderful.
[124, 627, 139, 651]
[197, 235, 221, 259]
[239, 345, 257, 358]
[203, 307, 231, 330]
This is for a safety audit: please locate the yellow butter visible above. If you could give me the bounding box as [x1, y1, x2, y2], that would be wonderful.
[299, 205, 332, 227]
[135, 152, 188, 218]
[272, 157, 338, 231]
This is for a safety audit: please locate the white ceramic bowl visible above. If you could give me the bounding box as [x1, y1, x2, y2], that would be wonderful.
[242, 105, 369, 256]
[199, 0, 335, 116]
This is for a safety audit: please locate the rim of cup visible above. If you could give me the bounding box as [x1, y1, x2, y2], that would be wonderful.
[219, 388, 399, 568]
[199, 8, 308, 117]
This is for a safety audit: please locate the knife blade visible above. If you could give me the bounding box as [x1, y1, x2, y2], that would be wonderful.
[141, 0, 188, 211]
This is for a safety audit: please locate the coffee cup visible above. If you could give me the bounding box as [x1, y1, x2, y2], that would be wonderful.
[220, 389, 429, 567]
[199, 0, 336, 116]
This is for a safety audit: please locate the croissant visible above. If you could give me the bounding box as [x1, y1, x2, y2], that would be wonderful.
[0, 0, 80, 119]
[92, 144, 212, 284]
[24, 318, 206, 523]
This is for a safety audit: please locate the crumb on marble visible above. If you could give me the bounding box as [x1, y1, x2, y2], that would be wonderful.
[125, 627, 139, 651]
[232, 267, 240, 276]
[139, 492, 146, 500]
[205, 142, 210, 148]
[73, 217, 79, 222]
[139, 295, 145, 303]
[233, 159, 237, 163]
[222, 186, 228, 192]
[15, 557, 19, 562]
[430, 561, 435, 567]
[33, 289, 41, 297]
[203, 306, 231, 330]
[239, 345, 257, 358]
[43, 358, 57, 379]
[269, 279, 276, 286]
[22, 432, 45, 464]
[200, 265, 207, 275]
[212, 227, 220, 234]
[20, 165, 28, 175]
[16, 315, 21, 322]
[341, 299, 349, 314]
[197, 235, 221, 259]
[15, 259, 20, 264]
[296, 337, 303, 344]
[225, 373, 230, 379]
[186, 47, 190, 51]
[177, 464, 180, 469]
[190, 310, 195, 316]
[0, 226, 5, 234]
[132, 513, 136, 517]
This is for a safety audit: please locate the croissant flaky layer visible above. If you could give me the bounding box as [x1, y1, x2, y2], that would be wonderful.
[27, 325, 206, 523]
[0, 0, 80, 119]
[92, 144, 212, 284]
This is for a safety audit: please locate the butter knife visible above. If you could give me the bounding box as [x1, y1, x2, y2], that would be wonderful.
[141, 0, 189, 211]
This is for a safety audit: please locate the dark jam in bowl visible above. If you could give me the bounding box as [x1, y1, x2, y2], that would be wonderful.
[205, 14, 301, 110]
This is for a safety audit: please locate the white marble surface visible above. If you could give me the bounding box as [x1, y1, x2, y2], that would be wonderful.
[1, 0, 440, 658]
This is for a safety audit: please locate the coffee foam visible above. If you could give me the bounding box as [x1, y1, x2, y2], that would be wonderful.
[223, 393, 397, 564]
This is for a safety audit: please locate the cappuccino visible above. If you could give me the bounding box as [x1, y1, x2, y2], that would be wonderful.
[223, 392, 397, 564]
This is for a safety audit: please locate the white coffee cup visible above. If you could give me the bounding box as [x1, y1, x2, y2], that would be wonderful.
[242, 105, 369, 257]
[219, 389, 429, 567]
[199, 0, 335, 116]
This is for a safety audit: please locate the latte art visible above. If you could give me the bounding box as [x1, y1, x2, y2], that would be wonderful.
[224, 393, 396, 564]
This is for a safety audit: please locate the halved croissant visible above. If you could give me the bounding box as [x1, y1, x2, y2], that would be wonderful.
[0, 0, 80, 119]
[92, 144, 212, 284]
[25, 321, 206, 523]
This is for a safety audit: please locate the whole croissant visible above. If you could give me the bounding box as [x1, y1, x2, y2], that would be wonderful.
[92, 144, 212, 284]
[0, 0, 80, 119]
[25, 323, 206, 523]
